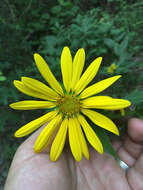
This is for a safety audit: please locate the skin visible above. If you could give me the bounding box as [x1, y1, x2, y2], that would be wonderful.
[4, 118, 143, 190]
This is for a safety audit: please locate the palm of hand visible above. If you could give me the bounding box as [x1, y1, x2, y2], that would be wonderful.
[5, 118, 143, 190]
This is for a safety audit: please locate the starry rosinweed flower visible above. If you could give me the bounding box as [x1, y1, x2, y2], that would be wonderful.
[10, 47, 131, 162]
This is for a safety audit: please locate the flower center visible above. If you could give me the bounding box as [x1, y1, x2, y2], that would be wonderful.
[57, 95, 80, 117]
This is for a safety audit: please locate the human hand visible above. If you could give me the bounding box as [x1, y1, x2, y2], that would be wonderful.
[4, 118, 143, 190]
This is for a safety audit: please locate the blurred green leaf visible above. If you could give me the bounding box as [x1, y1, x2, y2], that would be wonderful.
[124, 89, 143, 105]
[120, 36, 129, 51]
[51, 5, 62, 14]
[93, 127, 119, 160]
[104, 38, 117, 49]
[0, 76, 6, 81]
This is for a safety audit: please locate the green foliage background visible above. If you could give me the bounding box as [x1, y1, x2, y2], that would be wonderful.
[0, 0, 143, 187]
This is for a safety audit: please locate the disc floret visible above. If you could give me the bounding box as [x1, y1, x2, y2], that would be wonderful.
[57, 94, 80, 117]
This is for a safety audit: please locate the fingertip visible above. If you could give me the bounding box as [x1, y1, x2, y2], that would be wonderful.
[128, 118, 143, 142]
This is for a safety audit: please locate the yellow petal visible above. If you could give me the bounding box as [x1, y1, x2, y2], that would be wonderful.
[71, 48, 85, 90]
[77, 114, 103, 154]
[80, 75, 121, 99]
[81, 96, 131, 110]
[50, 118, 68, 161]
[120, 109, 125, 116]
[9, 100, 56, 110]
[13, 80, 51, 100]
[81, 109, 119, 135]
[15, 110, 58, 137]
[34, 114, 62, 153]
[68, 118, 82, 161]
[34, 53, 64, 95]
[22, 77, 60, 101]
[73, 57, 102, 95]
[81, 96, 112, 108]
[74, 118, 89, 160]
[61, 47, 72, 93]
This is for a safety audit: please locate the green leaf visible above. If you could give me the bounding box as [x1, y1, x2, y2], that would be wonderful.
[120, 36, 129, 51]
[93, 127, 119, 160]
[104, 38, 117, 49]
[0, 76, 6, 81]
[124, 89, 143, 105]
[51, 5, 62, 14]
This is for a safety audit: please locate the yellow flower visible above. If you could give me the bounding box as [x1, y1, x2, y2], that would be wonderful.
[107, 63, 116, 74]
[10, 47, 131, 162]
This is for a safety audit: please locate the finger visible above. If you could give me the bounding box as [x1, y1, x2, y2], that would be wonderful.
[128, 118, 143, 173]
[90, 150, 131, 190]
[112, 138, 136, 167]
[112, 140, 122, 151]
[117, 118, 143, 166]
[128, 118, 143, 143]
[127, 166, 143, 190]
[127, 150, 143, 188]
[121, 136, 143, 159]
[117, 144, 136, 167]
[76, 147, 131, 190]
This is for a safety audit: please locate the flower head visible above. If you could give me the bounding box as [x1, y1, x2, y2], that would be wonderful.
[107, 63, 116, 74]
[10, 47, 131, 162]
